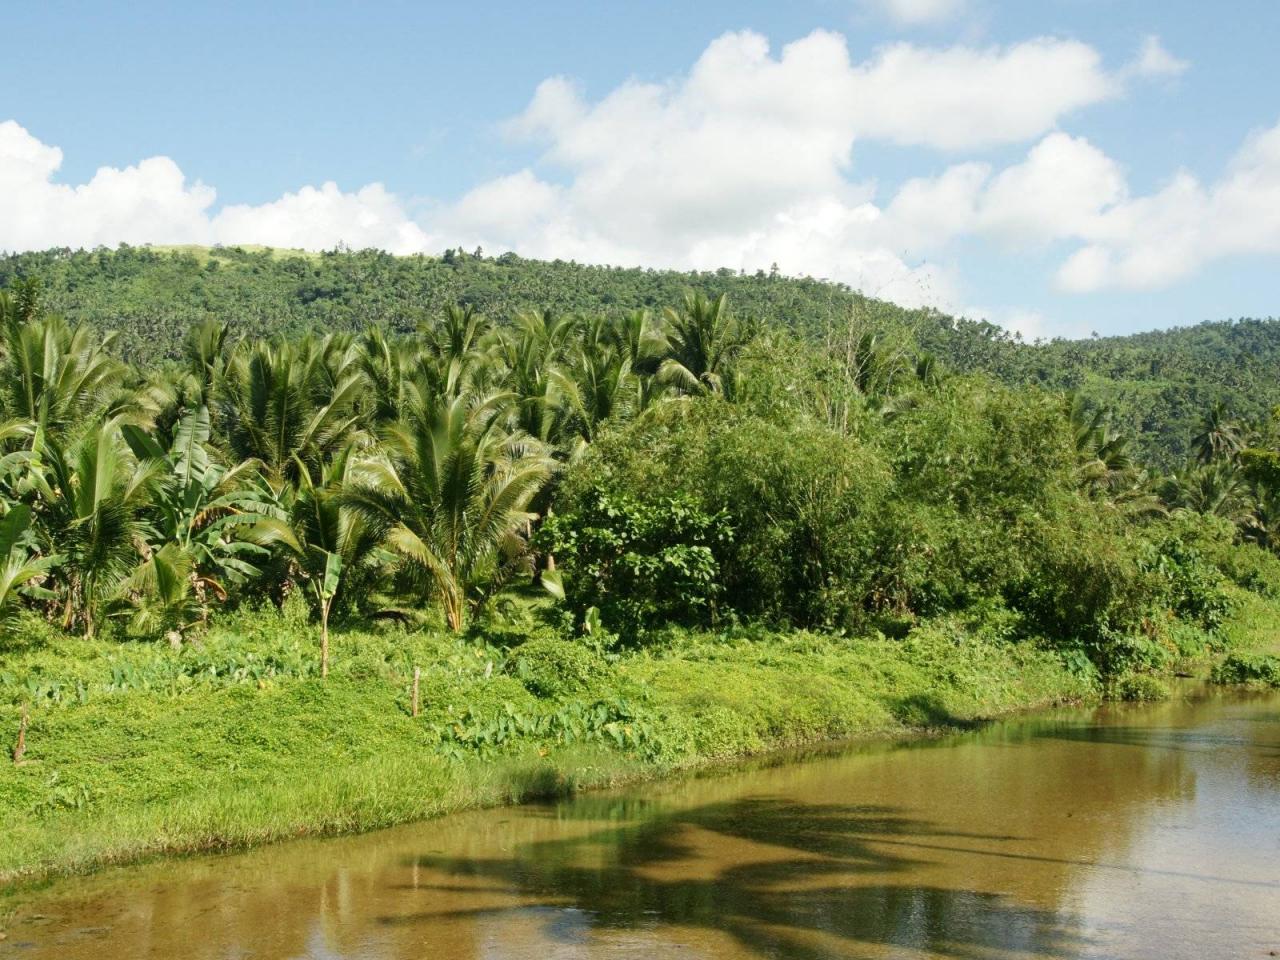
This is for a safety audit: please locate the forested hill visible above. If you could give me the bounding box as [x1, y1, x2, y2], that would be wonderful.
[2, 244, 1277, 465]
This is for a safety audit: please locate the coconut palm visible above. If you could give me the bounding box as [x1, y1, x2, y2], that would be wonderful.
[357, 326, 415, 427]
[1191, 402, 1246, 464]
[658, 293, 743, 396]
[33, 422, 161, 636]
[1161, 460, 1251, 522]
[215, 334, 365, 488]
[413, 304, 496, 405]
[342, 393, 555, 631]
[109, 544, 204, 642]
[1068, 396, 1138, 495]
[497, 310, 576, 443]
[122, 405, 273, 600]
[0, 311, 127, 443]
[242, 445, 383, 676]
[554, 344, 633, 446]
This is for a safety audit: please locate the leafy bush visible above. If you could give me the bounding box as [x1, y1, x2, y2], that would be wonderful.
[557, 403, 890, 630]
[1211, 653, 1280, 686]
[1160, 512, 1280, 597]
[537, 487, 730, 640]
[1141, 533, 1236, 631]
[507, 638, 608, 699]
[1006, 505, 1158, 654]
[1110, 673, 1172, 701]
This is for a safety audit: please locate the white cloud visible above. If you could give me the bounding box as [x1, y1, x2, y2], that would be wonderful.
[441, 29, 1163, 313]
[977, 133, 1126, 242]
[1126, 35, 1189, 79]
[1051, 121, 1280, 291]
[850, 38, 1119, 149]
[214, 183, 433, 253]
[860, 0, 969, 26]
[0, 120, 434, 255]
[871, 117, 1280, 294]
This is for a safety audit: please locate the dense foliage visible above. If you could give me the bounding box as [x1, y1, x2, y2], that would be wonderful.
[4, 245, 1280, 466]
[2, 260, 1278, 695]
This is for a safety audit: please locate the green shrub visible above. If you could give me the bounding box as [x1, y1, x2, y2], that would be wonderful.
[538, 487, 730, 640]
[1155, 511, 1280, 598]
[507, 638, 608, 699]
[1007, 505, 1158, 656]
[556, 402, 890, 631]
[1210, 653, 1280, 686]
[1110, 673, 1172, 701]
[1141, 534, 1236, 631]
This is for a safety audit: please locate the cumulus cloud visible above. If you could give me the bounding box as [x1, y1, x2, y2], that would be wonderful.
[1051, 121, 1280, 290]
[878, 118, 1280, 293]
[439, 29, 1178, 312]
[0, 120, 434, 255]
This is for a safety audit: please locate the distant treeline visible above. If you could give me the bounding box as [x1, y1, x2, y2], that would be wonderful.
[2, 244, 1278, 466]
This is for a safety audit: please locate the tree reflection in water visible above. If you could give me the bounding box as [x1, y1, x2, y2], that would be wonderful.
[386, 798, 1092, 959]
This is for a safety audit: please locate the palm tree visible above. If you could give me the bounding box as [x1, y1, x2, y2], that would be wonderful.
[243, 445, 382, 676]
[1191, 402, 1246, 464]
[122, 405, 273, 605]
[0, 311, 126, 443]
[554, 344, 633, 446]
[185, 318, 231, 404]
[356, 326, 414, 427]
[1161, 460, 1251, 522]
[413, 304, 496, 405]
[33, 422, 160, 636]
[658, 293, 743, 396]
[1068, 396, 1137, 495]
[497, 310, 575, 443]
[610, 310, 667, 412]
[342, 393, 555, 631]
[110, 543, 204, 642]
[215, 335, 365, 488]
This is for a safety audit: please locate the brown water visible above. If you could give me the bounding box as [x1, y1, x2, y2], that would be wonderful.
[4, 687, 1278, 959]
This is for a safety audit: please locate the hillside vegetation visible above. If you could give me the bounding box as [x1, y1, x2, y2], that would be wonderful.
[3, 245, 1279, 465]
[2, 247, 1280, 886]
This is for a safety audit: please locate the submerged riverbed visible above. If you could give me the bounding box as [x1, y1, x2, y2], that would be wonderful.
[3, 686, 1278, 960]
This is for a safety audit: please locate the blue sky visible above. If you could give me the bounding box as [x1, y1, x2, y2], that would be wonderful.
[2, 0, 1279, 338]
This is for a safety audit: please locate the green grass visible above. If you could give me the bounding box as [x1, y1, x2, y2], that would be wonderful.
[12, 593, 1269, 892]
[1218, 586, 1280, 655]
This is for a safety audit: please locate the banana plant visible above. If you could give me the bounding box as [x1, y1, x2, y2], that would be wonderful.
[0, 504, 59, 624]
[122, 405, 272, 598]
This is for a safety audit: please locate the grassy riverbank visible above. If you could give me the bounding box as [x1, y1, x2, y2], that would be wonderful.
[0, 603, 1101, 890]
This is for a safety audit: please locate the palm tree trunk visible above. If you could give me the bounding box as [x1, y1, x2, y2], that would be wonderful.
[445, 594, 462, 632]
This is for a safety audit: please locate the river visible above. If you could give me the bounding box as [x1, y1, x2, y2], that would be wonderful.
[3, 685, 1278, 959]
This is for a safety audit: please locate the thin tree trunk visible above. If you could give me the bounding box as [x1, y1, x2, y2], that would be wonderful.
[320, 595, 331, 679]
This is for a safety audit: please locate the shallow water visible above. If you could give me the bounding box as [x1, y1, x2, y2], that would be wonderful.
[4, 686, 1279, 959]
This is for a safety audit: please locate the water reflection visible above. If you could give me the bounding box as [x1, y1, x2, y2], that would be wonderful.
[397, 798, 1091, 959]
[3, 690, 1278, 959]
